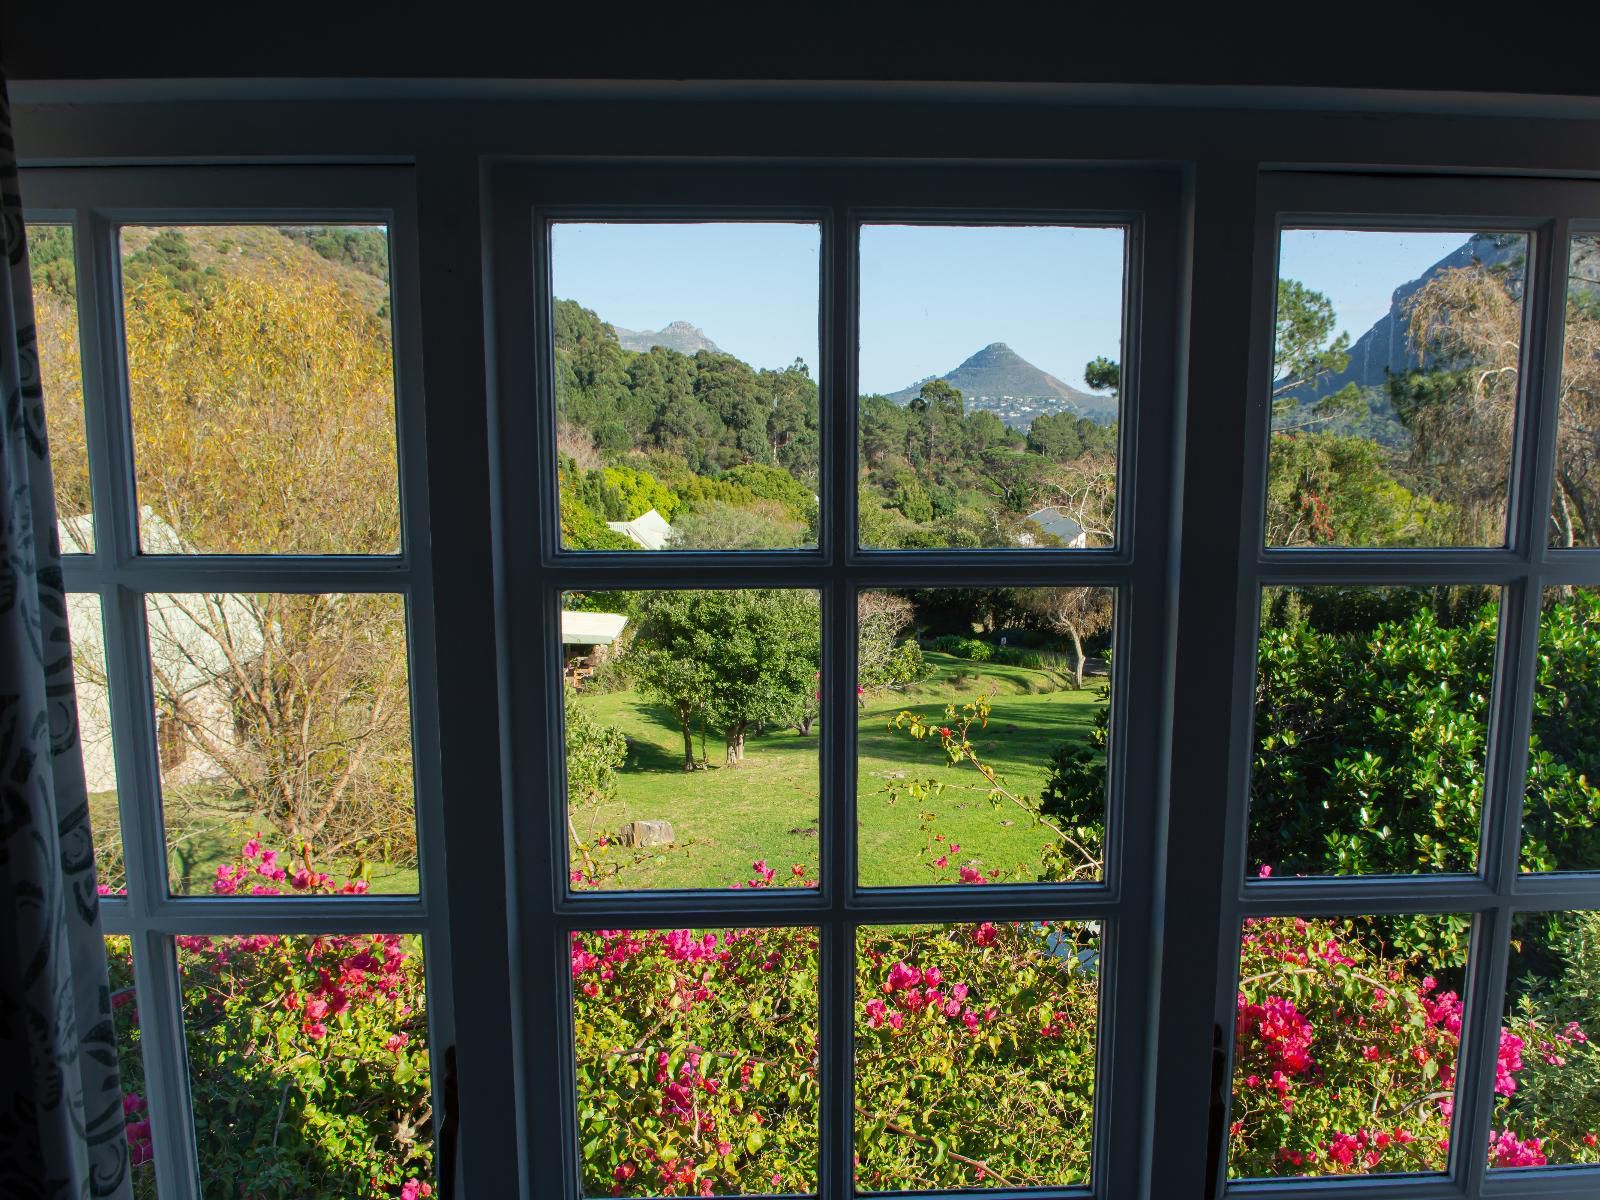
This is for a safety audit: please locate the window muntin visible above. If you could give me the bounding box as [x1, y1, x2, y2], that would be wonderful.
[856, 587, 1114, 887]
[857, 224, 1126, 552]
[549, 221, 821, 552]
[30, 169, 445, 1200]
[513, 166, 1170, 1200]
[1225, 180, 1600, 1199]
[1266, 228, 1529, 549]
[118, 224, 403, 557]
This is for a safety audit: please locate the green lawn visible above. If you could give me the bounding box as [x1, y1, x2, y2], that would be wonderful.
[89, 786, 420, 898]
[573, 651, 1105, 889]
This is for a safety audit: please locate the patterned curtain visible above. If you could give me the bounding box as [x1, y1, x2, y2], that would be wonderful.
[0, 79, 133, 1199]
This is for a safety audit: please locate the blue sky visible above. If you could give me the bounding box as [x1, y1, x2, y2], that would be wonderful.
[1278, 229, 1480, 342]
[551, 222, 1479, 394]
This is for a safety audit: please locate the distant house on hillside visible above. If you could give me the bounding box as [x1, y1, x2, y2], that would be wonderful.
[1019, 506, 1087, 548]
[606, 508, 673, 550]
[561, 610, 629, 687]
[61, 511, 259, 794]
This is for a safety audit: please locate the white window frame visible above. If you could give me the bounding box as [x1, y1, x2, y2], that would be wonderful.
[22, 165, 454, 1200]
[1204, 173, 1600, 1200]
[487, 161, 1184, 1199]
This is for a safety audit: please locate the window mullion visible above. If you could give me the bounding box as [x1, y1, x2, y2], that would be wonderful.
[817, 200, 856, 1200]
[78, 203, 205, 1200]
[1455, 213, 1571, 1196]
[1147, 158, 1267, 1200]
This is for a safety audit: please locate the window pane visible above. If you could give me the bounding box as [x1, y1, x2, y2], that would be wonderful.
[855, 920, 1098, 1189]
[1493, 910, 1600, 1168]
[562, 589, 820, 891]
[1267, 229, 1527, 548]
[68, 593, 128, 893]
[550, 222, 821, 551]
[1250, 586, 1498, 878]
[571, 925, 818, 1195]
[146, 593, 416, 896]
[1229, 913, 1468, 1178]
[857, 224, 1124, 550]
[857, 587, 1112, 886]
[1525, 587, 1600, 872]
[29, 222, 94, 550]
[106, 935, 160, 1198]
[119, 224, 401, 555]
[178, 932, 431, 1197]
[1552, 234, 1600, 547]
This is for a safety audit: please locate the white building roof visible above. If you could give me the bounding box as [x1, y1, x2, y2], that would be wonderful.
[1023, 506, 1086, 545]
[561, 610, 629, 646]
[605, 507, 673, 550]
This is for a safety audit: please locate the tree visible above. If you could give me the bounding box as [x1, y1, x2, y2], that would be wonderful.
[1266, 431, 1445, 547]
[1083, 355, 1120, 399]
[1392, 262, 1524, 545]
[1019, 588, 1114, 689]
[668, 501, 807, 549]
[104, 232, 416, 862]
[631, 590, 819, 768]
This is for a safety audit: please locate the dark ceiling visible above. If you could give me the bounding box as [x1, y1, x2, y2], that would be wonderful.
[2, 4, 1596, 103]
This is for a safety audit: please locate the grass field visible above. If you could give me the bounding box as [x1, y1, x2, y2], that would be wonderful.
[572, 651, 1105, 889]
[83, 652, 1102, 898]
[89, 786, 421, 898]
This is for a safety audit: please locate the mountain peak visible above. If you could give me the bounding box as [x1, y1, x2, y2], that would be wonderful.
[614, 320, 721, 355]
[887, 342, 1115, 428]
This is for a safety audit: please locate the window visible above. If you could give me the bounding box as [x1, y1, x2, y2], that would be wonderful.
[1217, 174, 1600, 1189]
[26, 167, 448, 1200]
[18, 101, 1600, 1200]
[492, 163, 1179, 1197]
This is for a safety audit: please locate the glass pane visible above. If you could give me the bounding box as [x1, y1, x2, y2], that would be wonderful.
[571, 925, 818, 1195]
[1229, 913, 1468, 1178]
[855, 920, 1098, 1189]
[1267, 229, 1527, 548]
[179, 932, 432, 1198]
[68, 593, 128, 893]
[562, 588, 820, 891]
[119, 224, 401, 555]
[550, 222, 821, 551]
[857, 587, 1112, 886]
[147, 593, 417, 896]
[1250, 586, 1498, 879]
[106, 935, 160, 1198]
[1525, 587, 1600, 872]
[1493, 911, 1600, 1168]
[857, 223, 1125, 550]
[1552, 234, 1600, 547]
[29, 222, 94, 550]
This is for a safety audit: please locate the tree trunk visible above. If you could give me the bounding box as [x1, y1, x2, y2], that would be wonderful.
[680, 713, 696, 771]
[725, 726, 747, 767]
[1068, 623, 1086, 690]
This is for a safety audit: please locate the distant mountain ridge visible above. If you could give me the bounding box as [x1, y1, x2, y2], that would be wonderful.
[613, 320, 721, 355]
[887, 342, 1115, 428]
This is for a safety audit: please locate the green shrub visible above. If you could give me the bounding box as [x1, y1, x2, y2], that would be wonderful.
[993, 646, 1044, 668]
[929, 635, 993, 661]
